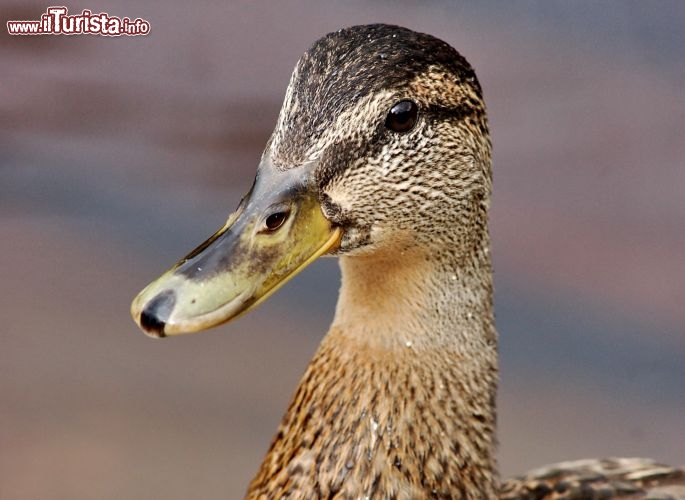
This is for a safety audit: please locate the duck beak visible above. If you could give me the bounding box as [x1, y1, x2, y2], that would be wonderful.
[130, 159, 342, 338]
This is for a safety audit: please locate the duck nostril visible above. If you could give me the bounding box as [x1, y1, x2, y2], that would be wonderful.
[264, 211, 289, 231]
[139, 289, 176, 337]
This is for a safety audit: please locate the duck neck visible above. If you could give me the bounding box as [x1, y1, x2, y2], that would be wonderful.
[248, 241, 499, 498]
[333, 244, 496, 351]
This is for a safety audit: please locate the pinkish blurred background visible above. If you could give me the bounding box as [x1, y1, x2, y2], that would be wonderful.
[1, 1, 684, 498]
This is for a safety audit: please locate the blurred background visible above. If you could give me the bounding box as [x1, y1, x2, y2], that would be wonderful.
[1, 1, 684, 498]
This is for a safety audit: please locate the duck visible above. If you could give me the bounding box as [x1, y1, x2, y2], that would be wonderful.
[130, 24, 685, 499]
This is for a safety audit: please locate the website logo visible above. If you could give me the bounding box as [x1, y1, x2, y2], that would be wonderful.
[7, 6, 150, 36]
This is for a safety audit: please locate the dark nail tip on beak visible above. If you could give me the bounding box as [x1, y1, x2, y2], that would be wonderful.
[139, 289, 176, 338]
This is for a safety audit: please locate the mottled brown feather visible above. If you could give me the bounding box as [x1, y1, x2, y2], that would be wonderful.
[500, 458, 685, 499]
[230, 24, 684, 499]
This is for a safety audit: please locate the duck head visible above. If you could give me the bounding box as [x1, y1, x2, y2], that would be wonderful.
[131, 24, 490, 337]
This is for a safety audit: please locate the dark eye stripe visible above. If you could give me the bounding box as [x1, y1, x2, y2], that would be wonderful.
[385, 100, 418, 133]
[424, 103, 484, 122]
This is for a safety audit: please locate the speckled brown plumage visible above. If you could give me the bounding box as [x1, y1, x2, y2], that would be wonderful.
[228, 24, 685, 499]
[500, 458, 685, 499]
[248, 24, 497, 498]
[248, 249, 498, 498]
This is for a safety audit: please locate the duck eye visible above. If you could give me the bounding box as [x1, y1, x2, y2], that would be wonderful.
[385, 100, 418, 133]
[264, 211, 289, 231]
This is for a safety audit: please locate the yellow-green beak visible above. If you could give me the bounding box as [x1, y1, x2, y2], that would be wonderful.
[131, 160, 341, 337]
